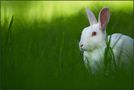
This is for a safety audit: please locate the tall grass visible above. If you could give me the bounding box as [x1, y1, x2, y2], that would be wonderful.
[1, 1, 133, 89]
[104, 35, 116, 75]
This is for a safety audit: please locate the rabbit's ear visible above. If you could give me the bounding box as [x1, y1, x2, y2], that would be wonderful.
[86, 8, 97, 25]
[98, 7, 110, 31]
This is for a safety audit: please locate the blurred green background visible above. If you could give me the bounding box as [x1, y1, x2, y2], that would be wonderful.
[1, 1, 133, 89]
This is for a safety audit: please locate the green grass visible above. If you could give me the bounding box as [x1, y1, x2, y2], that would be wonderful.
[1, 1, 133, 89]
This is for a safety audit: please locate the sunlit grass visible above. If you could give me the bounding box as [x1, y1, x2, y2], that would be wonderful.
[1, 1, 133, 25]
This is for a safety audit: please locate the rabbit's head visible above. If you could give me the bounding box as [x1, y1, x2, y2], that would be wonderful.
[79, 7, 110, 52]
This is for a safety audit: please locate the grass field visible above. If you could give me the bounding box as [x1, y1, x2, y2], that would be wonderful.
[1, 1, 133, 89]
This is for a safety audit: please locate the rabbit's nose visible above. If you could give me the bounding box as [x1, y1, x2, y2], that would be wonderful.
[80, 44, 83, 47]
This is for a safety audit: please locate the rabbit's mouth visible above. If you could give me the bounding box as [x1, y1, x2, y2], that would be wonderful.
[80, 47, 88, 52]
[79, 43, 89, 52]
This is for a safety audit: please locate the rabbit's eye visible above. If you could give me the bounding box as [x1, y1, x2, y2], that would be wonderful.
[92, 32, 97, 36]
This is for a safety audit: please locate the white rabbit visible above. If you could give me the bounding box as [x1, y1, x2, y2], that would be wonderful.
[79, 7, 134, 74]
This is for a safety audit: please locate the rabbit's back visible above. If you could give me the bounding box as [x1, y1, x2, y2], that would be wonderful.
[109, 33, 134, 66]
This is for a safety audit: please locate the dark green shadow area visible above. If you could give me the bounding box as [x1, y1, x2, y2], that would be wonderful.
[1, 2, 133, 90]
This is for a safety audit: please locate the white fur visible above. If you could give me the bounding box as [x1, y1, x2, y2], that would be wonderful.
[79, 8, 134, 74]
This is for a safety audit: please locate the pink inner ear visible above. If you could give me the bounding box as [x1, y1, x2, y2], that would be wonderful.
[100, 8, 109, 30]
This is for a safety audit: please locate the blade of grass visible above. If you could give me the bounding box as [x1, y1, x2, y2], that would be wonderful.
[6, 16, 14, 46]
[111, 34, 122, 49]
